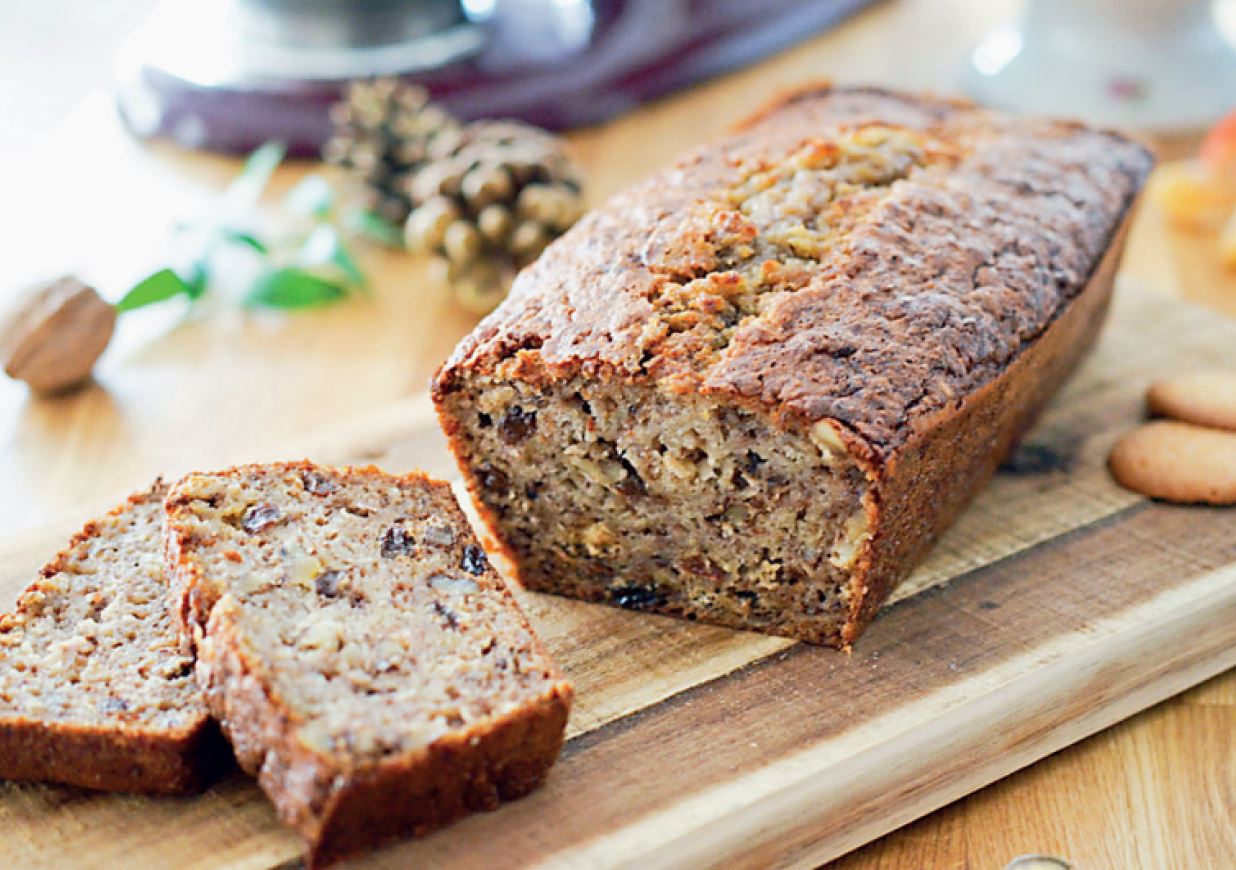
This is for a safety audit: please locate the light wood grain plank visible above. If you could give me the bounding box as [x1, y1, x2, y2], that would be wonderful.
[831, 700, 1236, 869]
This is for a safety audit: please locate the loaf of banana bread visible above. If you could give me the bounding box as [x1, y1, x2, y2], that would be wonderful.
[433, 85, 1153, 647]
[163, 462, 571, 867]
[0, 483, 220, 793]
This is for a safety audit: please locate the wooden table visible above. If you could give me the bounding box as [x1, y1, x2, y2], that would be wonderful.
[0, 1, 1232, 866]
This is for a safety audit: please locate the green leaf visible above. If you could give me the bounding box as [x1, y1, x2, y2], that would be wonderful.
[218, 228, 268, 254]
[347, 209, 406, 249]
[297, 225, 368, 290]
[115, 268, 197, 312]
[223, 141, 286, 212]
[284, 174, 335, 219]
[245, 267, 347, 309]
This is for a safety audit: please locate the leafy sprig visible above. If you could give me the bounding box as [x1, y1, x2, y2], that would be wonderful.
[117, 142, 370, 313]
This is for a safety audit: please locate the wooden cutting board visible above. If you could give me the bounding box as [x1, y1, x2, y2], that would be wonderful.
[1, 286, 1235, 869]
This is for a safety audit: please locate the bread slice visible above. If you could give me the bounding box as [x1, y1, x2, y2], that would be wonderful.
[0, 483, 221, 794]
[163, 461, 572, 867]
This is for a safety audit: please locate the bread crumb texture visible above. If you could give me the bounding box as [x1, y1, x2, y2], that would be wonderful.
[164, 462, 571, 864]
[0, 484, 203, 732]
[167, 463, 566, 762]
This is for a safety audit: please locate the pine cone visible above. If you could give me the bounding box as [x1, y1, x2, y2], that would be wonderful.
[324, 78, 460, 225]
[404, 119, 585, 314]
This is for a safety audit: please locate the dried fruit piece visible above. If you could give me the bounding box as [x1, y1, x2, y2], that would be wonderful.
[478, 467, 510, 493]
[498, 405, 537, 445]
[609, 584, 663, 610]
[315, 570, 343, 598]
[242, 503, 281, 534]
[380, 525, 416, 558]
[0, 276, 116, 395]
[301, 470, 338, 495]
[460, 544, 489, 575]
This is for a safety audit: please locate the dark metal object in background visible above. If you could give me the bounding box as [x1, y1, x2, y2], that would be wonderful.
[115, 0, 878, 155]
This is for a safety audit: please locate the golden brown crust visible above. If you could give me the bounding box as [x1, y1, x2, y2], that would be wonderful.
[0, 484, 224, 794]
[0, 715, 222, 794]
[164, 460, 572, 866]
[432, 86, 1153, 647]
[842, 206, 1135, 643]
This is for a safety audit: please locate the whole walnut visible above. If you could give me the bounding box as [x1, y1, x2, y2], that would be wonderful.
[0, 277, 116, 395]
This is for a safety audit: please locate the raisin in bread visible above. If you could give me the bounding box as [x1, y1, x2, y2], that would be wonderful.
[163, 461, 571, 867]
[0, 483, 220, 793]
[432, 84, 1154, 648]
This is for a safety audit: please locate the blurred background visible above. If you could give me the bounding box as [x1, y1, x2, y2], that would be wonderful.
[4, 0, 1235, 166]
[0, 0, 156, 164]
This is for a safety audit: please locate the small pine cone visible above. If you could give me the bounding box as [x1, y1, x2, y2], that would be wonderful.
[429, 258, 514, 316]
[324, 78, 461, 225]
[404, 119, 585, 314]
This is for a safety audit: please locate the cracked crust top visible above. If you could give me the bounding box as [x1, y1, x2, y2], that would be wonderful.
[434, 85, 1153, 462]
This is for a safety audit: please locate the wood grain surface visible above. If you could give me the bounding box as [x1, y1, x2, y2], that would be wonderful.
[0, 0, 1234, 867]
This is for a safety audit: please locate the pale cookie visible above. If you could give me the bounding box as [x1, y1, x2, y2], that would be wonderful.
[1147, 370, 1236, 432]
[1108, 420, 1236, 505]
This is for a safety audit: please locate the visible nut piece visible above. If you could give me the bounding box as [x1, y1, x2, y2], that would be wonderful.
[421, 525, 456, 548]
[289, 555, 324, 586]
[0, 276, 116, 395]
[301, 470, 337, 495]
[828, 508, 871, 569]
[581, 522, 616, 555]
[429, 573, 479, 595]
[810, 419, 849, 463]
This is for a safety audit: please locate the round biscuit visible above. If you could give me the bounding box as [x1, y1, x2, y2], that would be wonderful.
[1108, 420, 1236, 505]
[1147, 370, 1236, 432]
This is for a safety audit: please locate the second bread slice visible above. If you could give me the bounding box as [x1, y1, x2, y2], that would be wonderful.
[163, 461, 572, 866]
